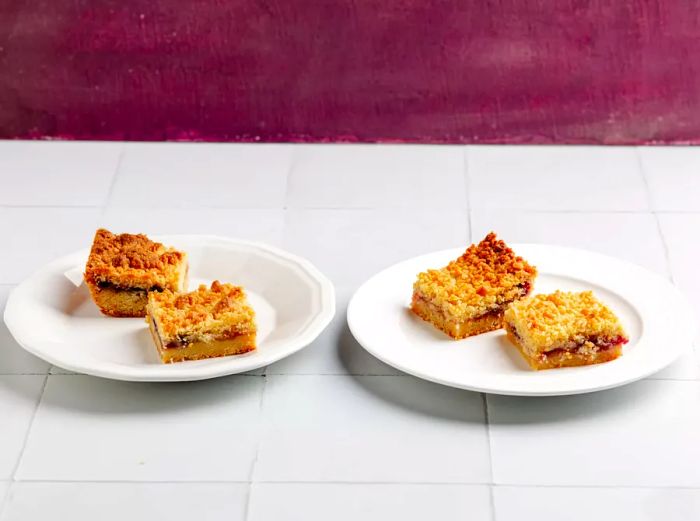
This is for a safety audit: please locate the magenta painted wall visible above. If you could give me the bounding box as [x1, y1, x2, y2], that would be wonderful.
[1, 0, 699, 143]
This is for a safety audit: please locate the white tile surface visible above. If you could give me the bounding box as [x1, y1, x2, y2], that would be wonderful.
[0, 142, 121, 206]
[283, 208, 469, 287]
[0, 287, 50, 375]
[100, 208, 286, 246]
[2, 143, 700, 507]
[266, 287, 401, 375]
[488, 380, 700, 486]
[658, 214, 700, 328]
[494, 486, 700, 521]
[639, 147, 700, 211]
[17, 375, 264, 481]
[0, 482, 248, 521]
[286, 145, 466, 208]
[110, 143, 291, 208]
[0, 482, 8, 513]
[255, 375, 489, 483]
[471, 210, 668, 274]
[248, 483, 491, 521]
[467, 146, 649, 211]
[0, 376, 45, 479]
[0, 207, 100, 284]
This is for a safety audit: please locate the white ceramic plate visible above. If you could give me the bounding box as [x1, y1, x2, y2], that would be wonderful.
[348, 244, 694, 396]
[4, 236, 335, 381]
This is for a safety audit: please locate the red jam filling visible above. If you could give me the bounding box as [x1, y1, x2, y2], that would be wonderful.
[518, 281, 532, 295]
[544, 335, 629, 358]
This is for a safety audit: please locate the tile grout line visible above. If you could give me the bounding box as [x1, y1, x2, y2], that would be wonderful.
[279, 149, 296, 248]
[16, 372, 700, 381]
[0, 373, 52, 377]
[13, 479, 255, 485]
[653, 214, 675, 283]
[263, 372, 406, 377]
[463, 147, 473, 241]
[101, 144, 126, 214]
[489, 483, 700, 490]
[0, 481, 10, 520]
[634, 147, 655, 212]
[3, 202, 698, 214]
[273, 208, 700, 214]
[280, 146, 298, 211]
[10, 374, 49, 483]
[451, 208, 700, 215]
[635, 148, 676, 283]
[490, 484, 498, 521]
[0, 204, 101, 209]
[8, 478, 700, 489]
[42, 372, 266, 378]
[242, 482, 255, 521]
[242, 373, 270, 521]
[480, 393, 497, 521]
[246, 374, 269, 479]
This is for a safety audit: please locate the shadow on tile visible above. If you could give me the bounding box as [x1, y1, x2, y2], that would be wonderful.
[486, 378, 660, 425]
[0, 293, 52, 375]
[337, 322, 402, 376]
[0, 374, 46, 404]
[32, 374, 264, 415]
[341, 371, 484, 423]
[0, 339, 50, 375]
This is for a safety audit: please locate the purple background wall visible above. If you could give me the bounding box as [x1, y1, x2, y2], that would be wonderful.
[1, 0, 699, 143]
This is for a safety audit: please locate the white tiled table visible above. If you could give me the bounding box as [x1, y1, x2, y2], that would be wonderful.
[0, 141, 699, 521]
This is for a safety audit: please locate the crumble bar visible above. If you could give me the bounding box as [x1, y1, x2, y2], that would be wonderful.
[84, 229, 188, 317]
[504, 290, 629, 370]
[146, 281, 257, 363]
[411, 232, 537, 339]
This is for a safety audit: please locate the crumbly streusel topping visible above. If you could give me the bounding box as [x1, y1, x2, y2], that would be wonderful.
[147, 281, 257, 341]
[84, 229, 187, 290]
[412, 232, 537, 318]
[504, 290, 627, 353]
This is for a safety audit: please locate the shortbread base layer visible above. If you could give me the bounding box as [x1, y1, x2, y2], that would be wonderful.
[148, 317, 256, 363]
[87, 267, 188, 318]
[87, 284, 149, 317]
[504, 322, 623, 370]
[411, 294, 504, 339]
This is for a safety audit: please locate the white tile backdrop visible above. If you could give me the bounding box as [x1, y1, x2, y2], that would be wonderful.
[0, 482, 249, 521]
[247, 483, 491, 521]
[0, 141, 698, 521]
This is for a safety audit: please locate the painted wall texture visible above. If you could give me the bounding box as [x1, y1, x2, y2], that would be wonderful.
[1, 0, 699, 143]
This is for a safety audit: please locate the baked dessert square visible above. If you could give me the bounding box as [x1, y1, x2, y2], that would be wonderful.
[411, 232, 537, 339]
[504, 290, 629, 370]
[146, 281, 257, 363]
[84, 229, 188, 317]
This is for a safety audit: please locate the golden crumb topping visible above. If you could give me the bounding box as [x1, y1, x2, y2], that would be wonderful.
[504, 291, 628, 353]
[147, 281, 257, 343]
[84, 229, 187, 290]
[413, 232, 537, 318]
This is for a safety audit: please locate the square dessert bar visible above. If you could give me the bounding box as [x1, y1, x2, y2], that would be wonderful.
[411, 232, 537, 339]
[84, 229, 188, 317]
[504, 291, 629, 370]
[146, 281, 257, 363]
